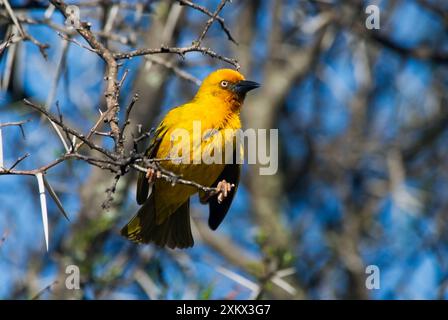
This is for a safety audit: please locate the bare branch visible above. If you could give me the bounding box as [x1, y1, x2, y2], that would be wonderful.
[0, 33, 14, 56]
[31, 281, 58, 300]
[1, 0, 49, 58]
[2, 0, 26, 38]
[57, 32, 99, 54]
[8, 153, 30, 171]
[0, 119, 31, 138]
[114, 44, 240, 69]
[50, 0, 122, 151]
[23, 99, 114, 159]
[119, 93, 139, 143]
[177, 0, 237, 44]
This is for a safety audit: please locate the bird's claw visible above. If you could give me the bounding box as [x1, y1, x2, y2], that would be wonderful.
[146, 168, 161, 183]
[216, 180, 235, 204]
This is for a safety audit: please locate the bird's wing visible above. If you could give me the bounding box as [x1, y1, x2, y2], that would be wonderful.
[200, 148, 241, 230]
[136, 123, 167, 205]
[136, 102, 196, 205]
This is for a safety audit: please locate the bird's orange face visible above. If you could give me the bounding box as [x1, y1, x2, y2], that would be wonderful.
[196, 69, 260, 105]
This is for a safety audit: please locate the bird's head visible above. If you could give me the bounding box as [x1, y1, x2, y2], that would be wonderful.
[195, 69, 260, 106]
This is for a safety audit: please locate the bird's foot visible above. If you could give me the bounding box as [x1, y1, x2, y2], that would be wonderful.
[146, 167, 161, 183]
[215, 179, 235, 204]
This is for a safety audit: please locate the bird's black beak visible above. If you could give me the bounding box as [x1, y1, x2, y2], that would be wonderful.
[232, 80, 260, 95]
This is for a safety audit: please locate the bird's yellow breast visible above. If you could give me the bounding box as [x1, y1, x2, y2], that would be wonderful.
[153, 97, 241, 224]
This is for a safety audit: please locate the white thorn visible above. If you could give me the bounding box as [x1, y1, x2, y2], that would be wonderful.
[35, 173, 49, 251]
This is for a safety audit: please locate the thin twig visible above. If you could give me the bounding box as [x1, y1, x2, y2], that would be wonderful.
[0, 119, 32, 128]
[145, 56, 201, 86]
[57, 32, 99, 53]
[50, 0, 122, 151]
[0, 119, 31, 138]
[196, 0, 229, 44]
[2, 0, 49, 58]
[94, 131, 114, 138]
[8, 153, 30, 171]
[117, 69, 129, 90]
[1, 27, 17, 91]
[0, 33, 14, 56]
[2, 0, 26, 37]
[119, 93, 139, 142]
[177, 0, 237, 44]
[31, 280, 58, 300]
[23, 99, 115, 159]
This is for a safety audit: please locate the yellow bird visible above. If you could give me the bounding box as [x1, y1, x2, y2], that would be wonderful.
[121, 69, 260, 249]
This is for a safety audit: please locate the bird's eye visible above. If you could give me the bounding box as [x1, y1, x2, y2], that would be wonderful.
[220, 80, 229, 88]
